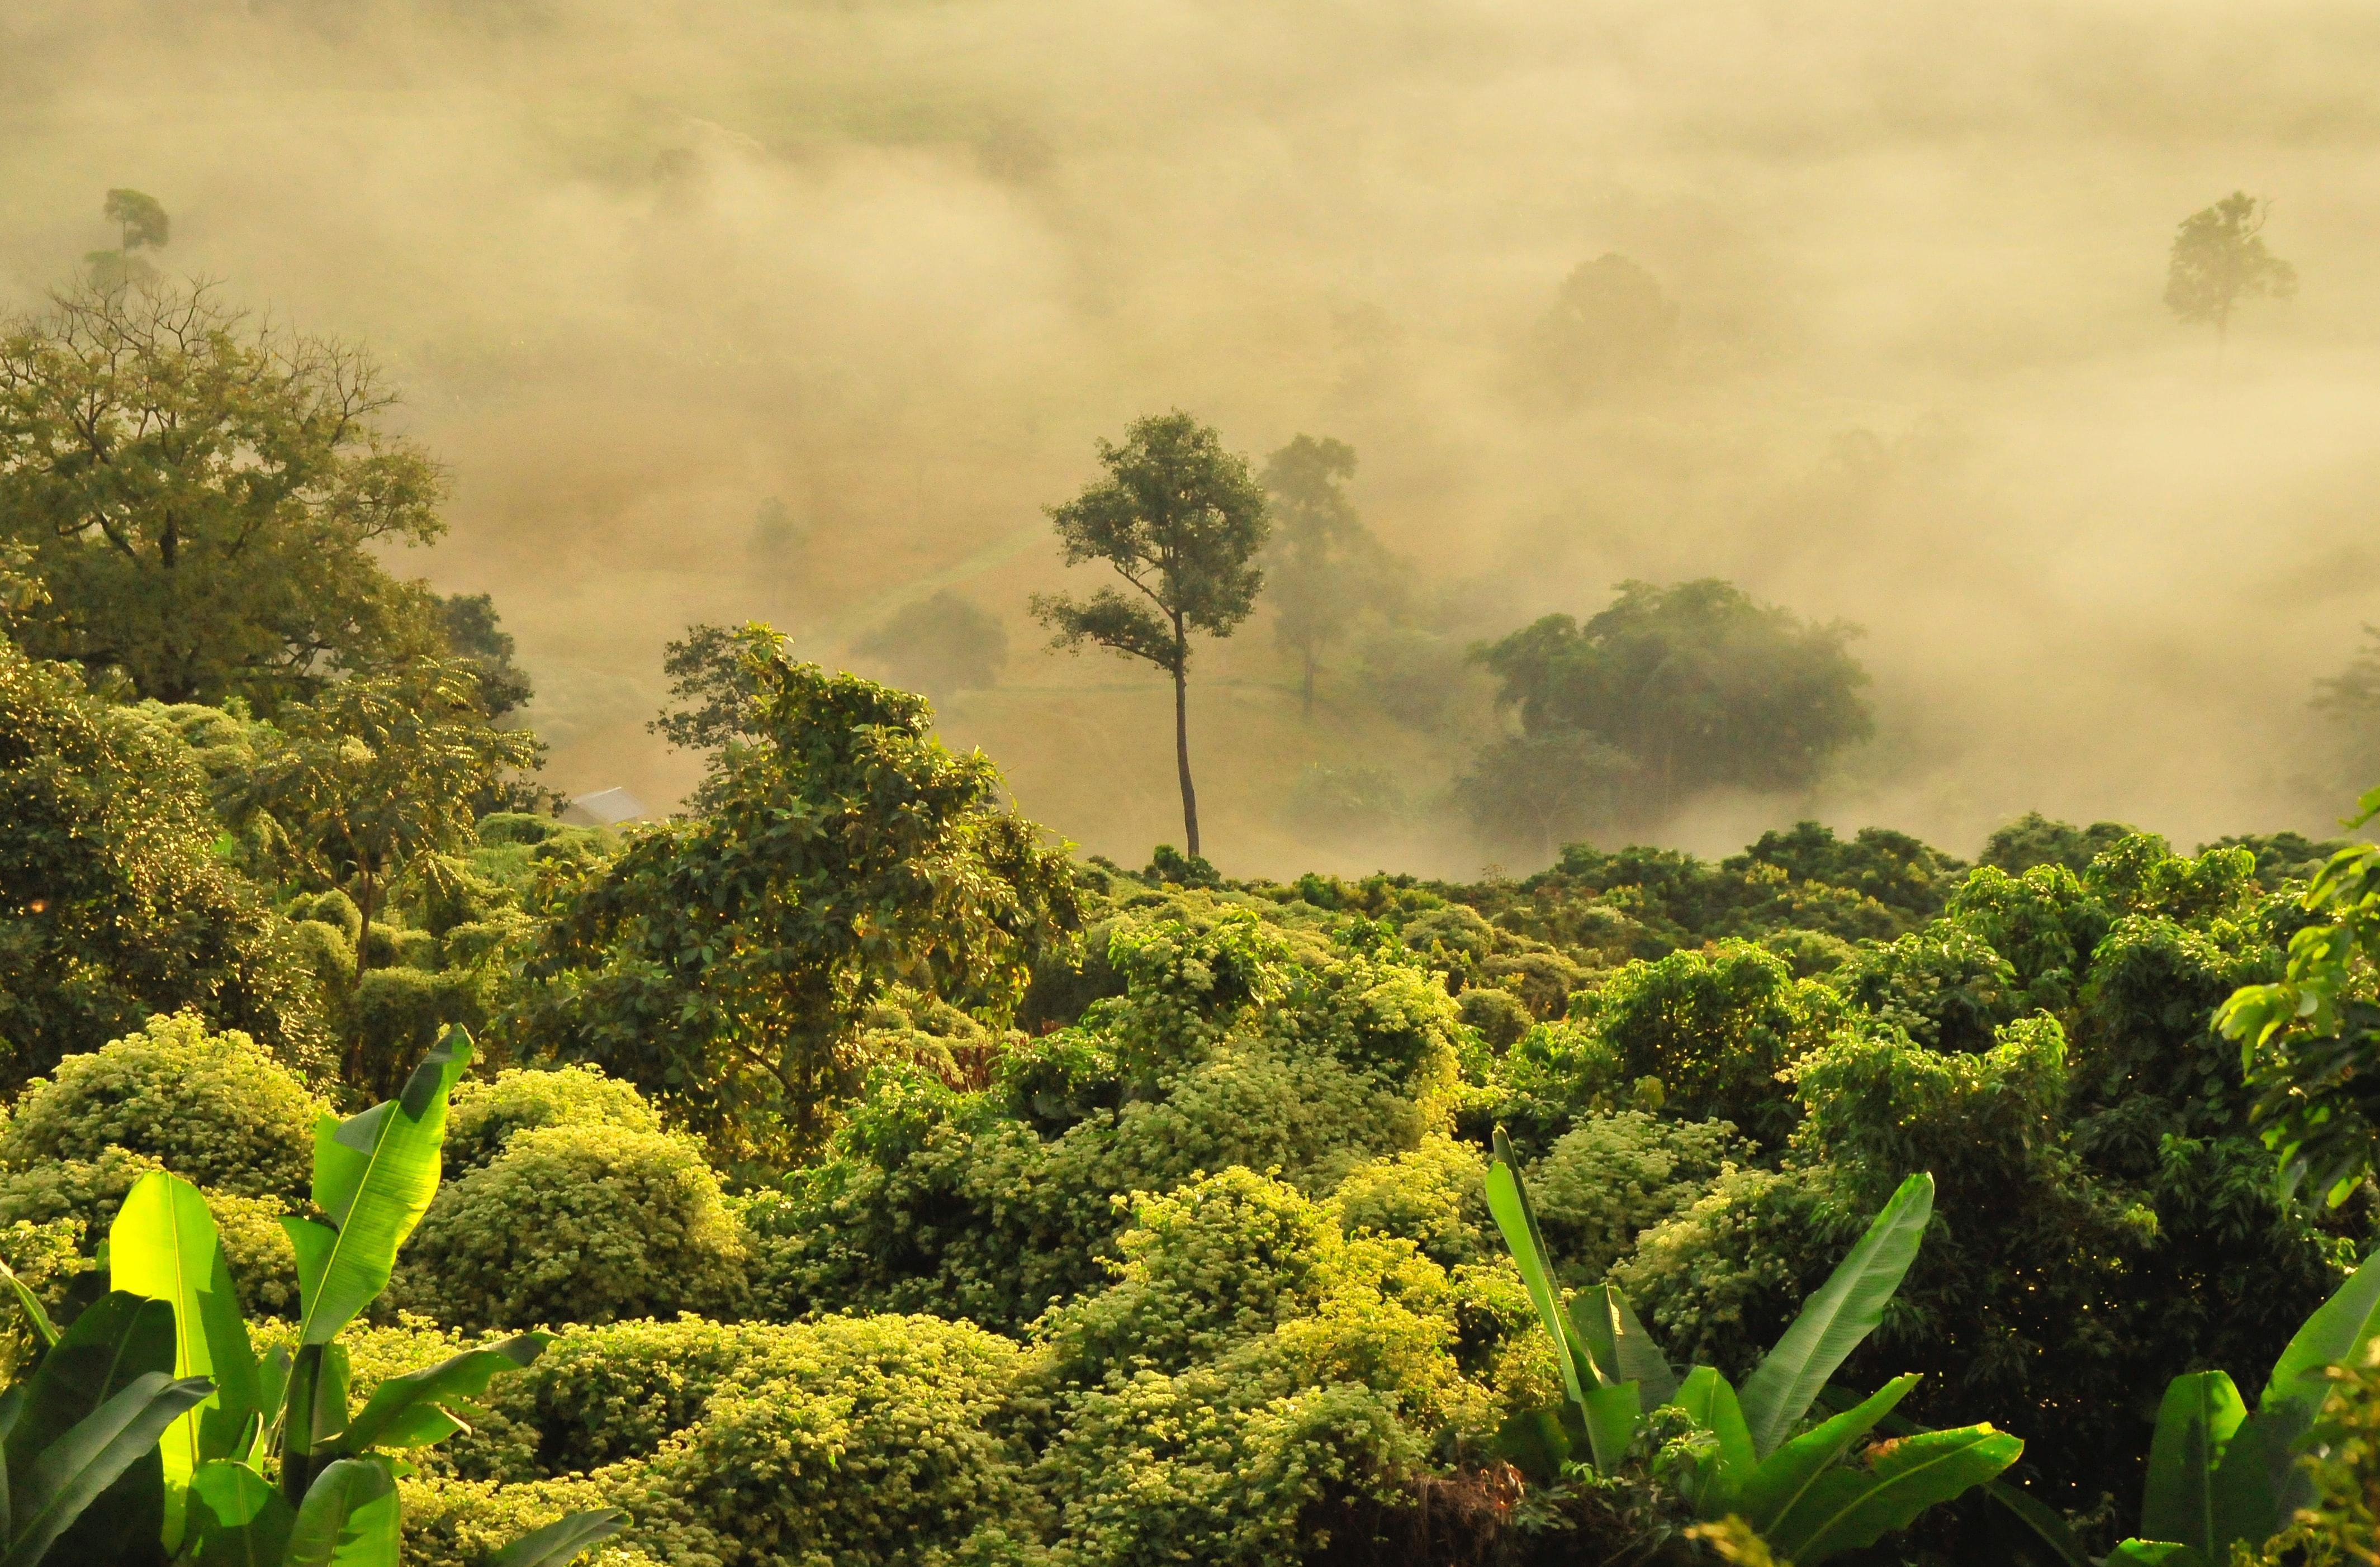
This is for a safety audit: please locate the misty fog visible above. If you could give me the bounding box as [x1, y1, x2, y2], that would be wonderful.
[7, 0, 2377, 877]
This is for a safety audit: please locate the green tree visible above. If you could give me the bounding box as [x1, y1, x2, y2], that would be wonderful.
[240, 661, 538, 1080]
[2165, 192, 2297, 348]
[855, 590, 1008, 697]
[432, 591, 533, 720]
[1454, 727, 1634, 865]
[0, 279, 445, 713]
[0, 639, 326, 1089]
[1031, 412, 1269, 860]
[84, 187, 169, 289]
[512, 638, 1081, 1169]
[1259, 434, 1395, 718]
[648, 621, 783, 753]
[1475, 579, 1871, 821]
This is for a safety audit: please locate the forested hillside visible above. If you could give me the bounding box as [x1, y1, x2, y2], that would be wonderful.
[8, 576, 2380, 1563]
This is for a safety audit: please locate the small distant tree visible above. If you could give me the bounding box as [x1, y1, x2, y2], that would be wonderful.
[2165, 192, 2297, 348]
[85, 188, 169, 288]
[856, 590, 1008, 696]
[2314, 625, 2380, 791]
[649, 621, 786, 753]
[1260, 434, 1396, 718]
[1527, 253, 1679, 405]
[1031, 411, 1269, 860]
[513, 643, 1082, 1169]
[243, 659, 539, 1076]
[433, 591, 534, 720]
[1454, 728, 1635, 866]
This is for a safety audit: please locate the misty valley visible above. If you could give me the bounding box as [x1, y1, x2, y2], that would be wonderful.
[9, 4, 2380, 1564]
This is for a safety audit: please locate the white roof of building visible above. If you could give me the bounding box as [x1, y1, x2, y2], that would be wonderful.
[561, 787, 648, 827]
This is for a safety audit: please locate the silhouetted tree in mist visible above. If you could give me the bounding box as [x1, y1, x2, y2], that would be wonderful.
[1526, 253, 1677, 405]
[856, 590, 1008, 697]
[2315, 625, 2380, 792]
[1474, 579, 1870, 831]
[1030, 411, 1268, 861]
[1260, 434, 1398, 719]
[650, 622, 787, 753]
[433, 592, 534, 720]
[85, 188, 168, 288]
[1456, 728, 1634, 865]
[2165, 192, 2296, 349]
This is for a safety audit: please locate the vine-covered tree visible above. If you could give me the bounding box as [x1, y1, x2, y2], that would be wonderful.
[1260, 434, 1396, 718]
[240, 659, 538, 1077]
[0, 279, 445, 713]
[1475, 579, 1870, 825]
[0, 639, 327, 1086]
[1030, 411, 1268, 860]
[2165, 191, 2296, 346]
[513, 639, 1081, 1170]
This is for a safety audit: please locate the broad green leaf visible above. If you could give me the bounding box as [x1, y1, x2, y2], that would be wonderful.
[338, 1333, 547, 1453]
[1488, 1406, 1571, 1483]
[1764, 1422, 2022, 1564]
[2141, 1371, 2245, 1557]
[0, 1259, 56, 1351]
[108, 1170, 263, 1529]
[1581, 1379, 1641, 1475]
[2209, 1407, 2298, 1552]
[285, 1457, 400, 1567]
[1738, 1374, 1921, 1532]
[8, 1291, 176, 1471]
[1739, 1172, 1934, 1459]
[1983, 1480, 2090, 1567]
[1485, 1132, 1591, 1409]
[1671, 1365, 1755, 1514]
[487, 1507, 628, 1567]
[3, 1371, 212, 1567]
[2261, 1248, 2380, 1414]
[1572, 1286, 1678, 1407]
[2107, 1544, 2202, 1566]
[281, 1219, 334, 1326]
[298, 1031, 471, 1346]
[186, 1459, 295, 1567]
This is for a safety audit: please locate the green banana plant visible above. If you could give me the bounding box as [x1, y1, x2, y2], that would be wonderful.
[2107, 1247, 2380, 1565]
[6, 1027, 627, 1567]
[1485, 1129, 2020, 1564]
[0, 1289, 214, 1567]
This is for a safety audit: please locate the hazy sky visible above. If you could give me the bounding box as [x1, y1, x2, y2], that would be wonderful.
[7, 0, 2378, 875]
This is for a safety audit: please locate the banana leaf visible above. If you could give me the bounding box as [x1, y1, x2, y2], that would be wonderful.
[1572, 1286, 1677, 1407]
[295, 1031, 472, 1348]
[1738, 1173, 1934, 1460]
[1672, 1365, 1756, 1512]
[0, 1262, 55, 1353]
[488, 1507, 628, 1567]
[1737, 1374, 1921, 1533]
[1485, 1129, 1595, 1412]
[2106, 1544, 2201, 1565]
[1762, 1422, 2022, 1565]
[184, 1459, 295, 1567]
[337, 1333, 548, 1453]
[109, 1170, 263, 1533]
[285, 1456, 400, 1567]
[3, 1370, 212, 1567]
[2140, 1371, 2245, 1558]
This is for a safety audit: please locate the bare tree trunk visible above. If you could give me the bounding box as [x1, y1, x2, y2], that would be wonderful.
[1174, 659, 1201, 861]
[346, 869, 378, 1087]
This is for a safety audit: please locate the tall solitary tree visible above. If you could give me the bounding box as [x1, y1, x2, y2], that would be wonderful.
[86, 188, 169, 289]
[1030, 411, 1269, 860]
[1260, 434, 1393, 719]
[2165, 192, 2297, 348]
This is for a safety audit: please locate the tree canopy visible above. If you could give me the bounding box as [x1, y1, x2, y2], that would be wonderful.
[1031, 411, 1269, 860]
[1260, 434, 1397, 718]
[855, 590, 1008, 697]
[2165, 191, 2297, 342]
[1474, 578, 1871, 833]
[514, 640, 1082, 1170]
[0, 279, 445, 712]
